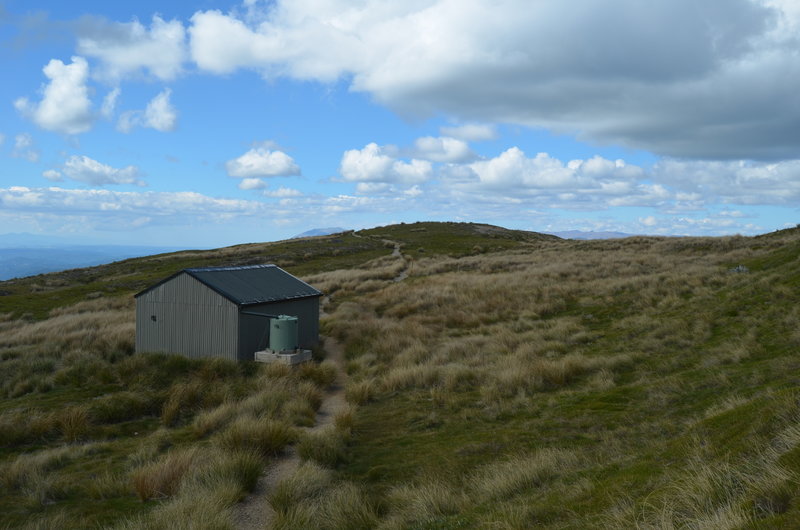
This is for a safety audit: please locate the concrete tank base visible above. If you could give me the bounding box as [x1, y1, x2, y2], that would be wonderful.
[254, 348, 312, 365]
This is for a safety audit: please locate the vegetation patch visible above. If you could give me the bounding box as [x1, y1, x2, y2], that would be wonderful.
[4, 223, 800, 528]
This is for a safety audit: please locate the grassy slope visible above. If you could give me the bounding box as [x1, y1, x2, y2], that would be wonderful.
[0, 222, 550, 320]
[319, 228, 800, 528]
[0, 222, 550, 529]
[3, 222, 799, 528]
[0, 231, 384, 320]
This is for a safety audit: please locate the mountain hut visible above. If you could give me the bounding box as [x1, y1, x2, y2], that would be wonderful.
[134, 264, 322, 361]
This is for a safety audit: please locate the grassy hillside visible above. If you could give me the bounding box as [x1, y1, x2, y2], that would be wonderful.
[2, 222, 799, 528]
[0, 222, 551, 320]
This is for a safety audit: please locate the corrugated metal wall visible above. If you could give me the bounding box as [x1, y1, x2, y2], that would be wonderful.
[238, 297, 320, 360]
[135, 273, 239, 360]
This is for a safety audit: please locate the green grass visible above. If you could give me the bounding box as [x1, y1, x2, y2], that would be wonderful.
[0, 232, 383, 319]
[316, 227, 800, 528]
[4, 223, 800, 528]
[0, 223, 543, 319]
[358, 220, 559, 257]
[0, 325, 333, 527]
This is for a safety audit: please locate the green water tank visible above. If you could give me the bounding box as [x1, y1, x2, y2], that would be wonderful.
[270, 315, 298, 351]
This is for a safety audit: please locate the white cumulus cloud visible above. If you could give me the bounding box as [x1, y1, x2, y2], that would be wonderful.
[264, 186, 303, 198]
[467, 148, 643, 191]
[42, 169, 63, 181]
[12, 133, 41, 162]
[101, 88, 120, 119]
[186, 0, 800, 160]
[15, 56, 94, 135]
[189, 8, 362, 80]
[76, 15, 186, 81]
[117, 89, 178, 133]
[433, 147, 670, 212]
[652, 159, 800, 205]
[61, 155, 145, 186]
[238, 178, 267, 190]
[144, 89, 178, 132]
[340, 143, 431, 185]
[412, 136, 475, 163]
[226, 146, 300, 177]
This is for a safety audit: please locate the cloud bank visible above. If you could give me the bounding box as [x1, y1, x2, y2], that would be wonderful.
[76, 15, 186, 81]
[61, 155, 145, 186]
[187, 0, 800, 160]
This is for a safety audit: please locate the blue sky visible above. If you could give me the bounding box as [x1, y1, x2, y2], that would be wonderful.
[1, 0, 798, 247]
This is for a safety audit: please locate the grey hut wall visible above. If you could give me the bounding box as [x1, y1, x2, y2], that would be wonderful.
[135, 273, 240, 360]
[238, 296, 320, 360]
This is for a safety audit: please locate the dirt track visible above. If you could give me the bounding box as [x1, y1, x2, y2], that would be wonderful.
[233, 239, 406, 528]
[231, 335, 348, 530]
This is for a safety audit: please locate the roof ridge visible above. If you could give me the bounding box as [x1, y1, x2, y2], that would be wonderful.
[184, 264, 277, 273]
[270, 264, 320, 295]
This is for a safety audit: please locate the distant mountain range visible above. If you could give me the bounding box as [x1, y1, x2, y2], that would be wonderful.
[548, 230, 636, 240]
[292, 227, 347, 238]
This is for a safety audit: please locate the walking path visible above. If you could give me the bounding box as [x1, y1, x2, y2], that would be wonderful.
[353, 230, 411, 282]
[232, 234, 408, 528]
[231, 335, 348, 530]
[387, 241, 410, 282]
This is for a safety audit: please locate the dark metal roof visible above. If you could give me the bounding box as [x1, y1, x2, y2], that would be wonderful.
[135, 264, 322, 305]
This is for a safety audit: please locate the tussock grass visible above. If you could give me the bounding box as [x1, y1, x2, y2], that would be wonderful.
[90, 390, 161, 424]
[85, 470, 131, 500]
[297, 426, 348, 467]
[238, 379, 293, 417]
[131, 446, 202, 501]
[0, 296, 134, 360]
[215, 416, 295, 457]
[312, 229, 800, 528]
[271, 476, 378, 530]
[315, 482, 378, 529]
[114, 494, 235, 530]
[704, 395, 750, 419]
[191, 402, 238, 438]
[16, 510, 73, 530]
[0, 409, 61, 446]
[121, 448, 263, 528]
[217, 449, 263, 495]
[1, 445, 84, 492]
[470, 449, 579, 501]
[0, 290, 332, 527]
[385, 480, 466, 526]
[0, 444, 98, 507]
[345, 379, 376, 404]
[270, 461, 333, 513]
[295, 359, 338, 387]
[333, 405, 356, 433]
[6, 224, 800, 528]
[58, 405, 90, 442]
[161, 380, 206, 426]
